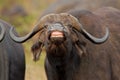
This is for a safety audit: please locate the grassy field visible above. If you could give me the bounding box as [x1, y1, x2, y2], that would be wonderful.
[24, 42, 47, 80]
[0, 0, 55, 80]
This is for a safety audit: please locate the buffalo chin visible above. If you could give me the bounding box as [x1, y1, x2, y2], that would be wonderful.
[50, 37, 65, 45]
[49, 31, 66, 45]
[47, 43, 67, 57]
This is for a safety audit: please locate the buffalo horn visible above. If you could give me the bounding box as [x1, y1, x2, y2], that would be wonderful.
[9, 13, 109, 44]
[69, 15, 109, 44]
[80, 27, 109, 44]
[9, 14, 54, 43]
[9, 24, 43, 43]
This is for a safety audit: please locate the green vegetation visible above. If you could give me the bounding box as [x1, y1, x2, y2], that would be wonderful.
[0, 0, 55, 80]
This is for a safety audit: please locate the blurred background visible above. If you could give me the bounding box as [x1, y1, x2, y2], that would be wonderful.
[0, 0, 120, 80]
[0, 0, 55, 80]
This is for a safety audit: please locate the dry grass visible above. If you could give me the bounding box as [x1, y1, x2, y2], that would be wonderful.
[23, 41, 47, 80]
[25, 56, 47, 80]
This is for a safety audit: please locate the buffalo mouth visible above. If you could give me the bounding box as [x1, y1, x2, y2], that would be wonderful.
[49, 31, 66, 44]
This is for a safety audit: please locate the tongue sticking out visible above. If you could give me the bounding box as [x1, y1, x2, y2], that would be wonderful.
[51, 31, 64, 38]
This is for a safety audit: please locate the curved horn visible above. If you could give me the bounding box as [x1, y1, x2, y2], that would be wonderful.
[66, 14, 109, 44]
[9, 13, 109, 44]
[9, 14, 56, 43]
[81, 27, 109, 44]
[0, 23, 5, 42]
[9, 25, 43, 43]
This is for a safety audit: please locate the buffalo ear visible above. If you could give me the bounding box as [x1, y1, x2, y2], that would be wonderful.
[31, 31, 45, 61]
[72, 29, 87, 56]
[75, 41, 87, 57]
[31, 41, 44, 61]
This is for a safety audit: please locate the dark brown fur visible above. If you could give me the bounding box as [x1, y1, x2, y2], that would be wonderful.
[69, 7, 120, 80]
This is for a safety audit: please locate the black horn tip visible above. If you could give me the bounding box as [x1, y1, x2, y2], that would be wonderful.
[9, 25, 42, 43]
[82, 27, 109, 44]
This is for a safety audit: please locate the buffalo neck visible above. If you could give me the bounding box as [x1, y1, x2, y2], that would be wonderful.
[46, 44, 81, 80]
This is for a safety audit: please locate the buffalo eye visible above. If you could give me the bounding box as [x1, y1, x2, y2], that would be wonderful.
[44, 24, 48, 29]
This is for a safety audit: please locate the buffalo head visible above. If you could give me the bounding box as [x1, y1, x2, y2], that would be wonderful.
[9, 13, 109, 61]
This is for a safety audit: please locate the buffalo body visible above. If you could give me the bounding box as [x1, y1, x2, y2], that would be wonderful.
[0, 20, 25, 80]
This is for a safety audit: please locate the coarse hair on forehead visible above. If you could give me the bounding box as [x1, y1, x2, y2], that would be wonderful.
[36, 13, 82, 31]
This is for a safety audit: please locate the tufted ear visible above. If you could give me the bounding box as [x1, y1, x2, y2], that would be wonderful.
[31, 41, 44, 61]
[72, 29, 87, 56]
[75, 40, 86, 57]
[31, 31, 45, 61]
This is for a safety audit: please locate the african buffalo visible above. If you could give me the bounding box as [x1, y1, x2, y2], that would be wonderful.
[9, 6, 120, 80]
[0, 19, 25, 80]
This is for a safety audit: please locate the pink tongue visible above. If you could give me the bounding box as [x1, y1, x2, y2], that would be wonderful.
[51, 31, 63, 37]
